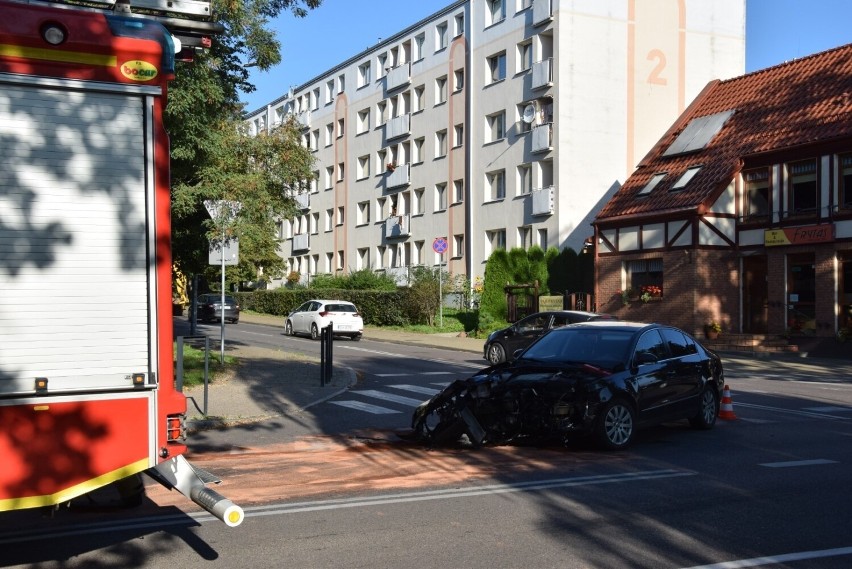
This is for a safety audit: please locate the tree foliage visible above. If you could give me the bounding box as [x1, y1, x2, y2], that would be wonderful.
[165, 0, 322, 284]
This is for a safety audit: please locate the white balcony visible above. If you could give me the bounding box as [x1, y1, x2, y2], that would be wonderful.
[532, 123, 553, 153]
[295, 110, 311, 129]
[532, 58, 552, 90]
[533, 0, 552, 26]
[384, 113, 410, 141]
[385, 62, 411, 92]
[292, 233, 309, 253]
[384, 163, 410, 190]
[294, 192, 310, 210]
[384, 214, 411, 239]
[531, 186, 554, 216]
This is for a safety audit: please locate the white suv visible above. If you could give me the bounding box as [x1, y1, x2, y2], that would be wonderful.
[285, 299, 364, 341]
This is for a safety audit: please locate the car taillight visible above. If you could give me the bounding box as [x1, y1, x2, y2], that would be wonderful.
[319, 311, 330, 317]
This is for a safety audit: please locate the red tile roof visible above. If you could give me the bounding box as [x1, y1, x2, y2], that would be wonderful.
[594, 43, 852, 223]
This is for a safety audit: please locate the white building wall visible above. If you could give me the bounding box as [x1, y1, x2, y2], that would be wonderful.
[245, 0, 744, 287]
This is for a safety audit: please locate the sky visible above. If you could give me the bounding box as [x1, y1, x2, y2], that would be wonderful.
[239, 0, 852, 113]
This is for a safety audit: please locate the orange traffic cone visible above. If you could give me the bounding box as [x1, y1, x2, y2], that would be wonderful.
[718, 384, 737, 420]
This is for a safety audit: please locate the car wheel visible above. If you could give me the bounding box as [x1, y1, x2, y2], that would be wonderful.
[350, 334, 362, 342]
[310, 323, 320, 340]
[284, 320, 293, 336]
[486, 342, 506, 365]
[231, 318, 239, 325]
[593, 399, 635, 450]
[689, 385, 719, 429]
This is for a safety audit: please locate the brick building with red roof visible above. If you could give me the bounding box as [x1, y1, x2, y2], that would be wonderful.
[592, 43, 852, 345]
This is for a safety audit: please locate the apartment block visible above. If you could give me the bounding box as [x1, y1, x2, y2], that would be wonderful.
[245, 0, 745, 288]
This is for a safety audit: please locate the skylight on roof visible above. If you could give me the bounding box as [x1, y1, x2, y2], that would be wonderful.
[662, 109, 734, 157]
[638, 172, 666, 196]
[671, 166, 702, 190]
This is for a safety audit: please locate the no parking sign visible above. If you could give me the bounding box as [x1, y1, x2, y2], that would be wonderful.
[432, 237, 448, 255]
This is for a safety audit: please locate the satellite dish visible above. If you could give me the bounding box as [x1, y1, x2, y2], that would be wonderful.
[522, 103, 537, 124]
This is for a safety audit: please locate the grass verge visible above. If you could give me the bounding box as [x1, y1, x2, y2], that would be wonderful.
[175, 343, 238, 388]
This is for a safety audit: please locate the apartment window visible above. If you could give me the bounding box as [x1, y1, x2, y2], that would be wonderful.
[358, 61, 371, 88]
[454, 124, 464, 148]
[744, 169, 770, 220]
[487, 52, 506, 84]
[454, 68, 465, 92]
[377, 100, 388, 125]
[436, 22, 448, 51]
[453, 179, 464, 204]
[324, 123, 333, 147]
[376, 245, 386, 269]
[377, 197, 388, 220]
[518, 41, 533, 73]
[453, 234, 464, 258]
[377, 53, 388, 78]
[627, 259, 664, 295]
[487, 170, 506, 201]
[413, 137, 425, 163]
[436, 129, 448, 158]
[518, 225, 533, 249]
[337, 162, 345, 182]
[310, 170, 320, 193]
[486, 0, 505, 26]
[325, 79, 334, 104]
[357, 248, 369, 270]
[311, 212, 319, 234]
[325, 208, 333, 231]
[336, 206, 344, 226]
[413, 240, 425, 265]
[435, 182, 448, 211]
[310, 129, 319, 151]
[517, 164, 532, 195]
[435, 75, 448, 105]
[414, 188, 425, 214]
[414, 85, 425, 112]
[325, 166, 334, 190]
[517, 0, 533, 12]
[537, 228, 548, 248]
[337, 73, 345, 94]
[357, 155, 370, 180]
[357, 108, 370, 134]
[337, 250, 344, 271]
[312, 88, 320, 110]
[841, 154, 852, 210]
[486, 229, 507, 254]
[454, 13, 464, 37]
[486, 111, 505, 143]
[414, 33, 426, 61]
[337, 118, 344, 138]
[324, 252, 333, 273]
[517, 104, 532, 133]
[787, 159, 818, 216]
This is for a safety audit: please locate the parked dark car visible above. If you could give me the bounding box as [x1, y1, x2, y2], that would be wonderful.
[409, 321, 723, 450]
[483, 310, 615, 365]
[195, 293, 240, 324]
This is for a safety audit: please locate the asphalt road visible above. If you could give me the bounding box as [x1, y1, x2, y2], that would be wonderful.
[2, 323, 852, 568]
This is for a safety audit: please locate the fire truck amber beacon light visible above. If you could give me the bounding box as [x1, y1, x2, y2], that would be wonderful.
[41, 23, 67, 46]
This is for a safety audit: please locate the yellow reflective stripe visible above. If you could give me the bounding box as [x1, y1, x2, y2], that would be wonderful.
[0, 44, 117, 67]
[0, 458, 149, 512]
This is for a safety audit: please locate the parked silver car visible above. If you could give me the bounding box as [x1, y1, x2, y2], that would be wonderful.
[285, 299, 364, 341]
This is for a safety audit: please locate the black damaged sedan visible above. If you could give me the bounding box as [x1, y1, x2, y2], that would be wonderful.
[409, 321, 724, 450]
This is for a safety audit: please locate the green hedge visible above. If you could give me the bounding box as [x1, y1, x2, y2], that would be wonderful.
[234, 289, 410, 326]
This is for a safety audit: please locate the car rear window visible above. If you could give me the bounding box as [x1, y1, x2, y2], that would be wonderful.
[326, 304, 356, 312]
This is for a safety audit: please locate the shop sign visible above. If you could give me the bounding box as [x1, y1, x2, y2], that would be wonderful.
[764, 224, 834, 247]
[538, 296, 564, 312]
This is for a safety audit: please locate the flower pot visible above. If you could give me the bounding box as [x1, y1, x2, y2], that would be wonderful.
[705, 330, 719, 340]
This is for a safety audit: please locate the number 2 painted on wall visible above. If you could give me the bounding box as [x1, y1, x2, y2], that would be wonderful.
[646, 49, 668, 85]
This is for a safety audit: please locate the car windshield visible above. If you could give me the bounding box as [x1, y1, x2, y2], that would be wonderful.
[326, 304, 356, 312]
[518, 328, 633, 369]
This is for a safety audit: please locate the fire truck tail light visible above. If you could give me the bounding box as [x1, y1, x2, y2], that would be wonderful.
[167, 414, 186, 442]
[41, 23, 67, 46]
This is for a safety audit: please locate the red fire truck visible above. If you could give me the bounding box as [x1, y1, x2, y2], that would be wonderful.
[0, 0, 242, 526]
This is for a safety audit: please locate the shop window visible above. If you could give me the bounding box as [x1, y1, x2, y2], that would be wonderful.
[787, 159, 817, 217]
[787, 254, 816, 333]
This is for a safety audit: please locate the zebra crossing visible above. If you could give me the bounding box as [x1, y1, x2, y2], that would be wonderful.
[330, 382, 449, 415]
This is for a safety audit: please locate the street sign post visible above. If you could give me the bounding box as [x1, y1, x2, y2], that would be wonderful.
[432, 237, 448, 328]
[203, 200, 241, 363]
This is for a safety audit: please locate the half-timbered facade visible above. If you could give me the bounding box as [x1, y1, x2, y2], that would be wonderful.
[592, 44, 852, 340]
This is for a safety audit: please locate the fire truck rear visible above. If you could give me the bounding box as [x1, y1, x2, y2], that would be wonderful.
[0, 0, 242, 526]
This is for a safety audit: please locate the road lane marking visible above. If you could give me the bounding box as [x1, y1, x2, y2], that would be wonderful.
[329, 401, 401, 414]
[351, 390, 424, 406]
[389, 384, 442, 395]
[337, 345, 484, 369]
[759, 459, 837, 468]
[681, 546, 852, 568]
[736, 402, 851, 420]
[803, 406, 852, 413]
